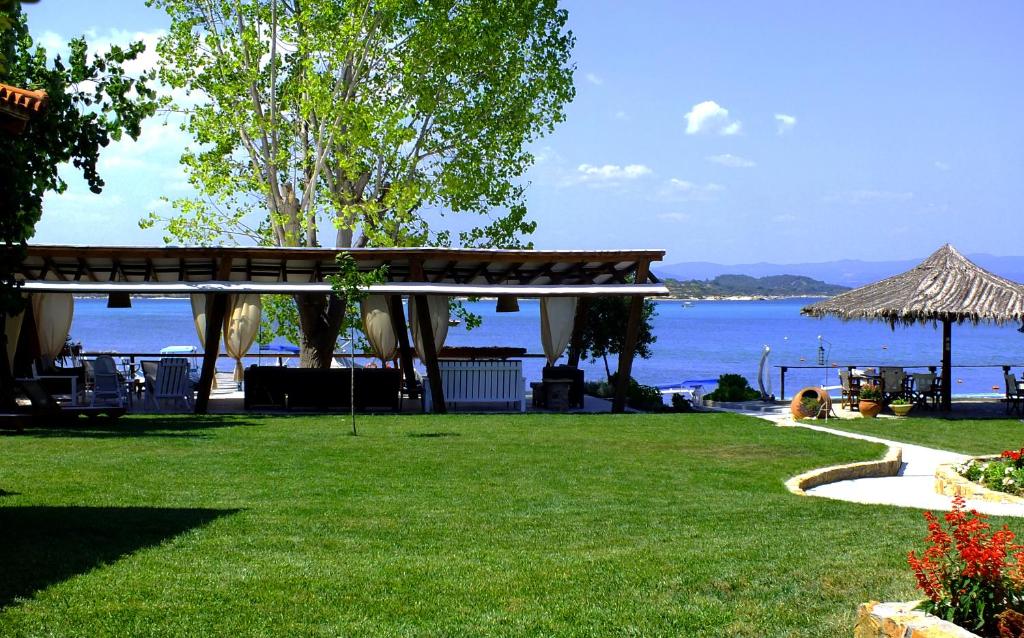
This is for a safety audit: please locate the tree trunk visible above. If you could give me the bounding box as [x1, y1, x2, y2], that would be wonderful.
[0, 316, 15, 410]
[294, 293, 347, 368]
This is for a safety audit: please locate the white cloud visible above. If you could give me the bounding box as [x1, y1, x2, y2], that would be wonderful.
[684, 100, 742, 135]
[934, 161, 951, 171]
[656, 178, 724, 202]
[707, 153, 755, 168]
[720, 121, 742, 136]
[574, 163, 652, 182]
[775, 113, 797, 134]
[613, 110, 630, 121]
[657, 212, 691, 222]
[823, 190, 915, 204]
[585, 72, 604, 86]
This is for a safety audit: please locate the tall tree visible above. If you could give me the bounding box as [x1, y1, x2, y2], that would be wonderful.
[0, 5, 157, 403]
[143, 0, 575, 367]
[577, 296, 657, 381]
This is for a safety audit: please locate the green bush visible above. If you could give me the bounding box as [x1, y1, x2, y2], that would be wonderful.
[800, 396, 822, 418]
[705, 373, 761, 402]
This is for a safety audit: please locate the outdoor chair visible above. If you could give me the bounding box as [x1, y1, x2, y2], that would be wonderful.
[879, 367, 908, 401]
[838, 370, 860, 410]
[910, 372, 939, 410]
[1005, 373, 1024, 415]
[89, 355, 126, 407]
[146, 357, 195, 412]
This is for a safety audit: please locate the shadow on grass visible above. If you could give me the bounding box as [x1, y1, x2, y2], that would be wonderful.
[0, 505, 237, 608]
[407, 431, 461, 438]
[19, 414, 275, 439]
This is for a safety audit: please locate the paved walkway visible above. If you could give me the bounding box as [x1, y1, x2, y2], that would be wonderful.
[707, 401, 1024, 518]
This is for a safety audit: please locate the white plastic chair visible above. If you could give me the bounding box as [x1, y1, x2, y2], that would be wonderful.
[146, 357, 195, 412]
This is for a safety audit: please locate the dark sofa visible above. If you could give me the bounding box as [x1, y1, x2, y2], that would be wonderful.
[243, 366, 402, 411]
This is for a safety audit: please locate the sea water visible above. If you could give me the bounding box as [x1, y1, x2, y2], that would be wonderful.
[67, 297, 1024, 398]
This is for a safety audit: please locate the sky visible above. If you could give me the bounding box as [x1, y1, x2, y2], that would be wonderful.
[22, 0, 1024, 266]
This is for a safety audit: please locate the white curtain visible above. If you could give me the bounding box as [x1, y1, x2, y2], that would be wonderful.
[190, 294, 216, 388]
[361, 295, 398, 362]
[223, 294, 261, 381]
[5, 308, 24, 367]
[408, 295, 449, 361]
[32, 292, 74, 363]
[540, 297, 578, 366]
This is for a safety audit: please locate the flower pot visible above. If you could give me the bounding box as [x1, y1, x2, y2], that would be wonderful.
[891, 403, 913, 417]
[859, 399, 883, 418]
[790, 387, 832, 419]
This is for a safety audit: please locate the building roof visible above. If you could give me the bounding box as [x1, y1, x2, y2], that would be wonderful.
[801, 244, 1024, 326]
[0, 82, 48, 133]
[18, 244, 669, 297]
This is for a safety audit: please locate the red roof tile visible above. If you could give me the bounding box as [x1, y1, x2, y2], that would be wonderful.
[0, 82, 48, 115]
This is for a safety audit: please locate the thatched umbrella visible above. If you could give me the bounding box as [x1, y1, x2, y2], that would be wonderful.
[802, 244, 1024, 410]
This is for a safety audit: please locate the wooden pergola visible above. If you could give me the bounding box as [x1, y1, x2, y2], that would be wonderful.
[17, 245, 669, 414]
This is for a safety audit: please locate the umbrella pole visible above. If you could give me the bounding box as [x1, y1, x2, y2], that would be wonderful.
[941, 319, 952, 411]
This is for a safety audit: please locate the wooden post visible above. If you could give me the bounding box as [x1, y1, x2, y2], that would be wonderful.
[612, 262, 650, 413]
[941, 319, 952, 412]
[567, 297, 589, 368]
[388, 294, 418, 400]
[194, 258, 233, 414]
[413, 294, 445, 413]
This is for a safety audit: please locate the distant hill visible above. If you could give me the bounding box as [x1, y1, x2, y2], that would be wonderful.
[664, 274, 849, 299]
[654, 253, 1024, 288]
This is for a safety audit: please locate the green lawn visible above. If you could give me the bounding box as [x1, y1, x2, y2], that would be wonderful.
[2, 412, 1014, 637]
[826, 416, 1024, 456]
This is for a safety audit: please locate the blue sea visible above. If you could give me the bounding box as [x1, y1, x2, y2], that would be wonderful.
[67, 297, 1024, 398]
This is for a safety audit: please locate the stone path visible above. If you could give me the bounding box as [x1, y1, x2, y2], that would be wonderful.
[707, 401, 1024, 518]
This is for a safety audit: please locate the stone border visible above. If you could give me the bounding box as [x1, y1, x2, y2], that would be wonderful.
[855, 601, 979, 637]
[786, 445, 902, 495]
[935, 458, 1024, 505]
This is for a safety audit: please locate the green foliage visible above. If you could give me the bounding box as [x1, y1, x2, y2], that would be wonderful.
[143, 0, 574, 252]
[859, 383, 883, 402]
[890, 397, 911, 406]
[0, 7, 157, 318]
[670, 392, 693, 411]
[663, 274, 849, 299]
[577, 295, 657, 380]
[705, 373, 761, 402]
[799, 396, 822, 418]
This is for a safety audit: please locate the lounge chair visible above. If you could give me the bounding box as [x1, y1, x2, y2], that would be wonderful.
[1005, 373, 1024, 415]
[145, 358, 195, 412]
[89, 355, 126, 407]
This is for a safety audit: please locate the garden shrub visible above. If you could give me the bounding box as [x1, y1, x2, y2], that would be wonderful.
[957, 449, 1024, 496]
[907, 497, 1024, 636]
[704, 373, 760, 402]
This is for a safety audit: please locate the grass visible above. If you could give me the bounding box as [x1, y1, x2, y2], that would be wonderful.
[2, 412, 1018, 637]
[826, 416, 1024, 456]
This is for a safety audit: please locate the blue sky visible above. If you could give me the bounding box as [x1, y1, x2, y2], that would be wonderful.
[23, 0, 1024, 265]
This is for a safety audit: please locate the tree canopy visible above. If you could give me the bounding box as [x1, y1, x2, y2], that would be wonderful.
[142, 0, 575, 366]
[577, 297, 657, 381]
[0, 5, 157, 398]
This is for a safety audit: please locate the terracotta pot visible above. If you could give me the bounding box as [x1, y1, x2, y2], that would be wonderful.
[790, 387, 832, 419]
[891, 403, 913, 417]
[859, 400, 883, 418]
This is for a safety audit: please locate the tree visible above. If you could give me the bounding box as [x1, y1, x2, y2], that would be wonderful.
[142, 0, 575, 367]
[0, 5, 157, 403]
[576, 297, 657, 381]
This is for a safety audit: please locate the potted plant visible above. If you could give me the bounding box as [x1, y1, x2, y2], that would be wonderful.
[797, 396, 822, 419]
[890, 397, 913, 417]
[858, 383, 884, 418]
